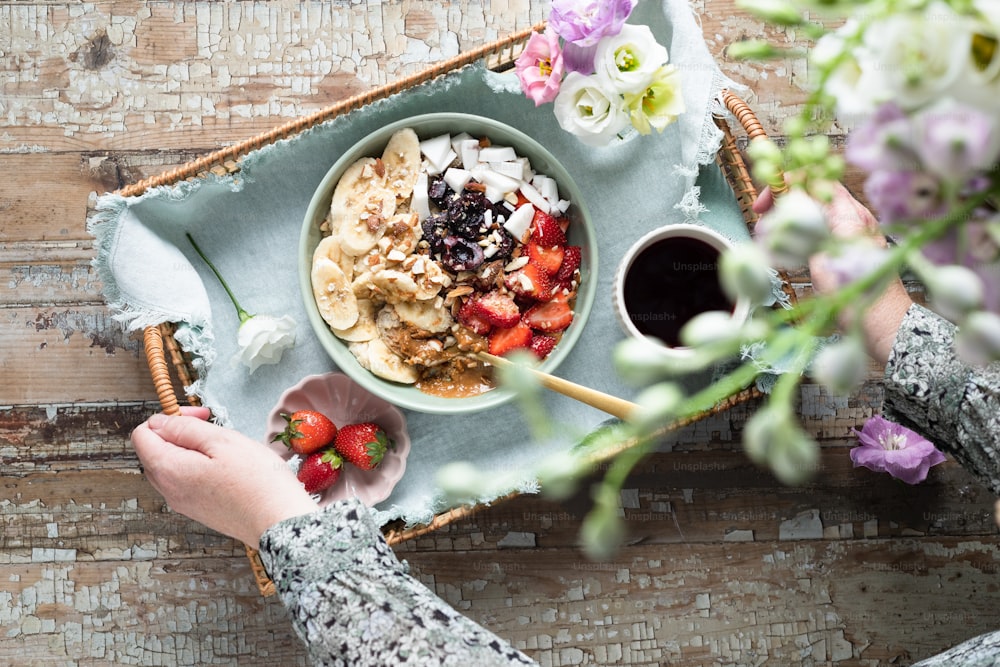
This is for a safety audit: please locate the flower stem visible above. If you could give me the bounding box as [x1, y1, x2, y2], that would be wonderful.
[186, 233, 253, 323]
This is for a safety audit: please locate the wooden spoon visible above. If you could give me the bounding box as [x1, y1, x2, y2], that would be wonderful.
[477, 352, 638, 421]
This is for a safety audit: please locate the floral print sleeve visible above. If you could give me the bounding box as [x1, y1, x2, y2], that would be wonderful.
[883, 303, 1000, 495]
[257, 498, 538, 667]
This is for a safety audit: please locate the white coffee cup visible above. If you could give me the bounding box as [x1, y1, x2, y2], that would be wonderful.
[612, 223, 751, 358]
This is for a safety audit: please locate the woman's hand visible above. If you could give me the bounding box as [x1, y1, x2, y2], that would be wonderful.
[131, 407, 320, 547]
[754, 183, 913, 364]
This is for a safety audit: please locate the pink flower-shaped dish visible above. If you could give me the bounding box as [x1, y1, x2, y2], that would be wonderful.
[266, 372, 410, 506]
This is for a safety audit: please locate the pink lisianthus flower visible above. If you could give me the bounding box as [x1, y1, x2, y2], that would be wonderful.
[514, 28, 565, 106]
[850, 416, 946, 484]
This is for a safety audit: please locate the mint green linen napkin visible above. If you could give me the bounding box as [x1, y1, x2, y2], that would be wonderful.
[89, 0, 752, 526]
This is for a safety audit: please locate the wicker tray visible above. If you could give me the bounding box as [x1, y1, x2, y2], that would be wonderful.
[132, 24, 786, 597]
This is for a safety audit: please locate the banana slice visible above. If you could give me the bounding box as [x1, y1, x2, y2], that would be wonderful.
[351, 269, 376, 300]
[391, 300, 453, 334]
[332, 298, 379, 342]
[311, 256, 359, 330]
[350, 338, 419, 384]
[381, 128, 421, 201]
[331, 157, 397, 256]
[371, 269, 420, 301]
[314, 235, 354, 284]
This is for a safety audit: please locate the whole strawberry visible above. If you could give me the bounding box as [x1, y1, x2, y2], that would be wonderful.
[273, 410, 338, 456]
[335, 423, 394, 471]
[297, 448, 343, 494]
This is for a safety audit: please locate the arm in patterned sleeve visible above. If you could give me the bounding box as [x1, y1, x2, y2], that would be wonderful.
[882, 303, 1000, 495]
[257, 498, 538, 667]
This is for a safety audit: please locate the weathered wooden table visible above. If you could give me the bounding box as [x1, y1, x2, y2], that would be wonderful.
[3, 2, 999, 665]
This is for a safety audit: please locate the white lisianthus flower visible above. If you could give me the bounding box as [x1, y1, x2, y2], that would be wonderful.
[624, 64, 684, 134]
[553, 71, 630, 147]
[952, 2, 1000, 112]
[811, 23, 879, 117]
[594, 23, 669, 95]
[233, 314, 297, 372]
[855, 3, 973, 111]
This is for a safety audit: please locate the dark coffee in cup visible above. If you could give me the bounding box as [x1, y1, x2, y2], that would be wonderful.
[613, 223, 748, 357]
[621, 236, 731, 347]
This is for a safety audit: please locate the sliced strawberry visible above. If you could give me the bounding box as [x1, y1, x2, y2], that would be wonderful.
[504, 263, 553, 301]
[529, 334, 557, 359]
[524, 298, 574, 333]
[470, 290, 520, 328]
[555, 245, 582, 287]
[527, 241, 564, 276]
[530, 210, 567, 247]
[458, 299, 493, 335]
[489, 321, 534, 356]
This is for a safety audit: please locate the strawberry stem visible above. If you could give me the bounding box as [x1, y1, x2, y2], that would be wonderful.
[186, 233, 254, 323]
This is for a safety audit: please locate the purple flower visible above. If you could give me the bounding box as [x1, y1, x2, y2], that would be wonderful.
[914, 101, 1000, 182]
[919, 223, 1000, 315]
[850, 416, 946, 484]
[549, 0, 637, 47]
[863, 169, 946, 224]
[818, 241, 889, 292]
[845, 103, 920, 173]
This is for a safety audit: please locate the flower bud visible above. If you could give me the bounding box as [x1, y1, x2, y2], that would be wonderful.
[742, 405, 782, 464]
[926, 264, 984, 322]
[955, 310, 1000, 366]
[580, 492, 625, 561]
[747, 137, 784, 165]
[787, 135, 830, 167]
[735, 0, 803, 26]
[535, 450, 585, 501]
[613, 337, 670, 385]
[632, 382, 684, 431]
[679, 310, 745, 348]
[720, 242, 776, 306]
[726, 39, 782, 60]
[435, 462, 487, 502]
[755, 189, 829, 268]
[809, 336, 868, 395]
[768, 426, 820, 485]
[742, 404, 819, 486]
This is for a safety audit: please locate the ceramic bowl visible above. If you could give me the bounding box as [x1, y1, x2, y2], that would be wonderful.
[612, 223, 750, 359]
[300, 112, 597, 414]
[266, 372, 410, 506]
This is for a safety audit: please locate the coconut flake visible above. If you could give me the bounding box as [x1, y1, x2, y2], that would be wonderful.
[412, 171, 430, 221]
[458, 139, 481, 170]
[420, 133, 454, 174]
[475, 167, 521, 195]
[479, 145, 517, 162]
[519, 182, 550, 214]
[503, 203, 534, 242]
[443, 167, 474, 193]
[488, 161, 525, 180]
